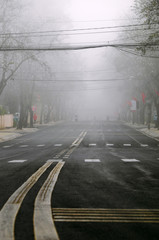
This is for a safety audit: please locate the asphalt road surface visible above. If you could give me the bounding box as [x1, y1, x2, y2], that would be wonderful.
[0, 121, 159, 240]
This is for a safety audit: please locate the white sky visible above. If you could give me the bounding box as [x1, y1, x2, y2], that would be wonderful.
[27, 0, 134, 26]
[67, 0, 134, 21]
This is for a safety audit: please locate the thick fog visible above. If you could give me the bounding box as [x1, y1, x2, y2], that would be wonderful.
[0, 0, 158, 126]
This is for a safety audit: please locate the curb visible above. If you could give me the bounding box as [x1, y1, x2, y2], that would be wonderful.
[123, 122, 159, 142]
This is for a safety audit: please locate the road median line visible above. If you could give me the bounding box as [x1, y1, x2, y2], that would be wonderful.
[0, 161, 55, 240]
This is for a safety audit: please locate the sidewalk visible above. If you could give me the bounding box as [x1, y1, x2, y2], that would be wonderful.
[125, 122, 159, 140]
[0, 121, 62, 143]
[0, 127, 38, 143]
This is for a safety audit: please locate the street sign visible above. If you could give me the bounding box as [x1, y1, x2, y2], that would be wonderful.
[130, 100, 136, 111]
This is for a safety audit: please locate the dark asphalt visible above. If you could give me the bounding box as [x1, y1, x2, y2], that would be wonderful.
[0, 121, 159, 240]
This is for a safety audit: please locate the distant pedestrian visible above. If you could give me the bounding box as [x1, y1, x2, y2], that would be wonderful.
[33, 113, 37, 123]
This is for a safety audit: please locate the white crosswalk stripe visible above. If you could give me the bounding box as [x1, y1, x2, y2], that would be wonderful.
[8, 160, 27, 163]
[121, 159, 140, 162]
[85, 159, 101, 162]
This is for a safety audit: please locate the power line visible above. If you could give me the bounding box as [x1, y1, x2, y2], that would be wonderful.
[44, 17, 140, 24]
[0, 27, 158, 39]
[0, 43, 159, 51]
[37, 86, 119, 92]
[51, 69, 117, 74]
[0, 23, 158, 37]
[16, 78, 128, 82]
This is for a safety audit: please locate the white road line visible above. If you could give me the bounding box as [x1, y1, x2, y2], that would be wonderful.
[89, 143, 96, 146]
[85, 159, 101, 162]
[8, 160, 27, 163]
[0, 161, 54, 240]
[123, 144, 131, 147]
[54, 144, 62, 147]
[106, 143, 114, 146]
[3, 145, 12, 148]
[34, 161, 65, 240]
[121, 159, 140, 162]
[37, 144, 45, 147]
[140, 144, 148, 147]
[19, 145, 28, 148]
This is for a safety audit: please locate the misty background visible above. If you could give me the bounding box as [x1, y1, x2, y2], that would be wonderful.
[0, 0, 158, 127]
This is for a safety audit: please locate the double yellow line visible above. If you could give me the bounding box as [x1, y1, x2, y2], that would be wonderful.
[63, 131, 87, 159]
[52, 208, 159, 223]
[0, 161, 64, 240]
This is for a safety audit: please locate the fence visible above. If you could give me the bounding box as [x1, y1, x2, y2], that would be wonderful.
[0, 114, 13, 129]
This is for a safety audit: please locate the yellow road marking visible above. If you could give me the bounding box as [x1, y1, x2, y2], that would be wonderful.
[0, 161, 54, 240]
[34, 161, 65, 240]
[64, 131, 87, 158]
[52, 208, 159, 223]
[54, 149, 68, 159]
[71, 131, 87, 147]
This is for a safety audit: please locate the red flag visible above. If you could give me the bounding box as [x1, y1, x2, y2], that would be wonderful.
[142, 93, 146, 103]
[155, 90, 159, 96]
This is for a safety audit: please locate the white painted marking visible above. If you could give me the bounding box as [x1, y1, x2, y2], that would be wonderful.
[37, 144, 45, 147]
[121, 159, 140, 162]
[157, 158, 159, 160]
[3, 145, 12, 148]
[89, 143, 96, 146]
[20, 145, 28, 148]
[85, 159, 101, 162]
[123, 144, 131, 147]
[54, 144, 62, 147]
[140, 144, 148, 147]
[8, 160, 27, 163]
[47, 159, 62, 162]
[106, 143, 114, 146]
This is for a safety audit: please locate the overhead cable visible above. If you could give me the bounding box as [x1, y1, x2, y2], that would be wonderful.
[17, 78, 128, 82]
[0, 23, 158, 37]
[0, 43, 158, 51]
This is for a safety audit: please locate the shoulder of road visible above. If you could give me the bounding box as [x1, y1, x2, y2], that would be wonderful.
[124, 122, 159, 141]
[0, 122, 59, 143]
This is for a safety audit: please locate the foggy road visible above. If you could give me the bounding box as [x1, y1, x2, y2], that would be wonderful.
[0, 121, 159, 240]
